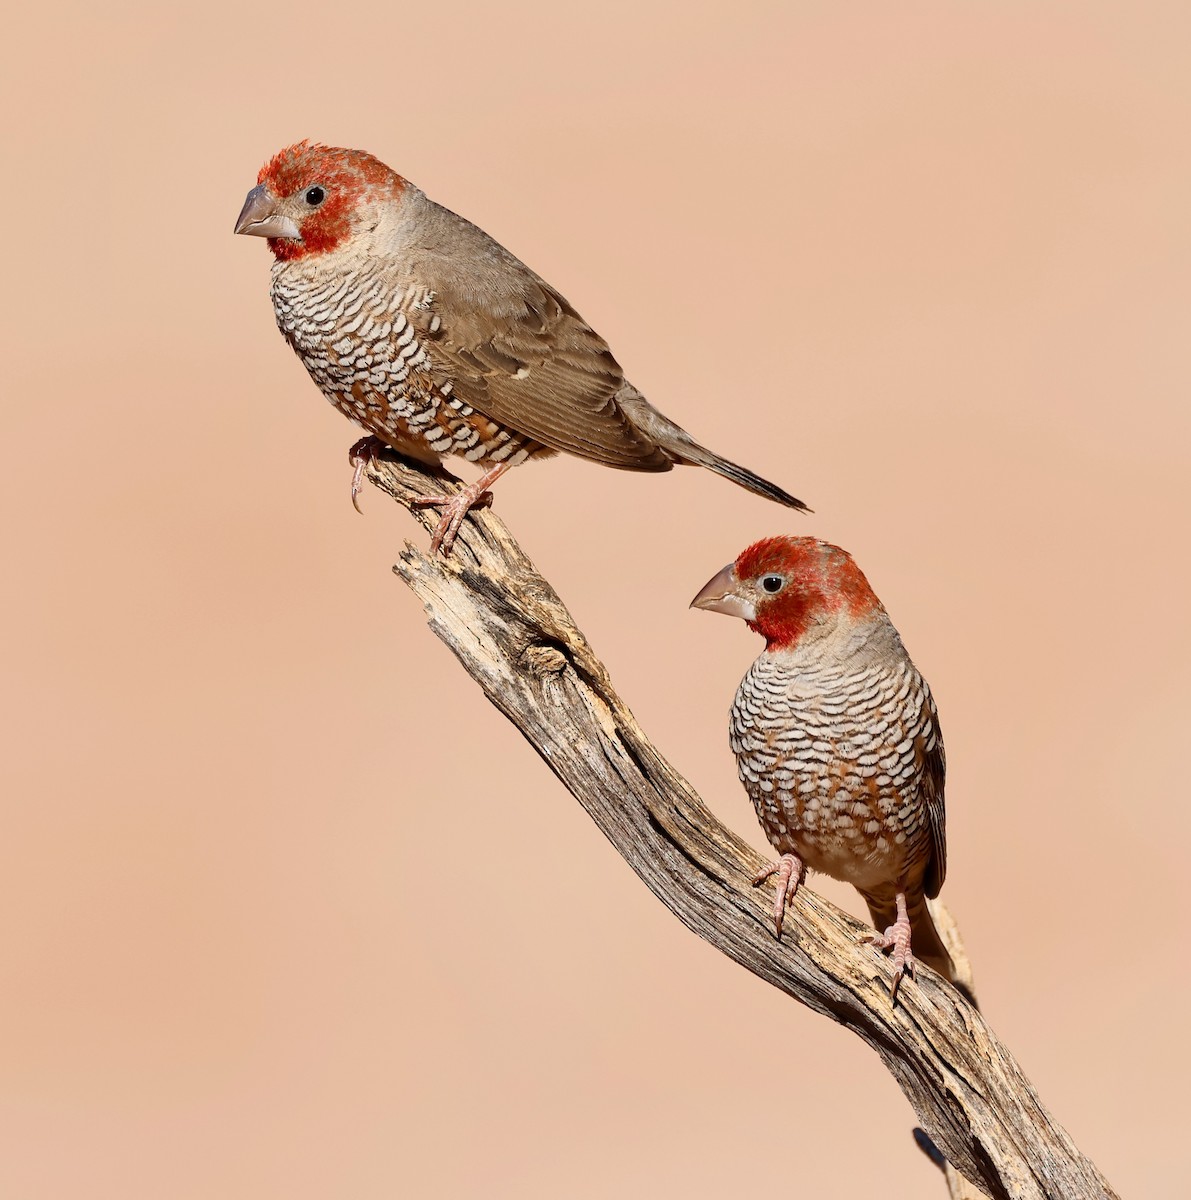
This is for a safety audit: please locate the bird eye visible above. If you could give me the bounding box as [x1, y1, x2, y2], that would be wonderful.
[761, 575, 785, 594]
[303, 185, 326, 206]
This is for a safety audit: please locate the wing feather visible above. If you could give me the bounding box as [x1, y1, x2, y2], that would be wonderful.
[918, 687, 948, 898]
[393, 215, 672, 469]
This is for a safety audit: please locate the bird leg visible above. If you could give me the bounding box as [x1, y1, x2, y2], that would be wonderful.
[348, 436, 390, 514]
[752, 852, 805, 937]
[348, 436, 456, 513]
[411, 461, 513, 556]
[865, 891, 915, 1001]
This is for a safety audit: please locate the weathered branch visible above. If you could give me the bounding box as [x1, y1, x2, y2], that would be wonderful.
[368, 455, 1117, 1200]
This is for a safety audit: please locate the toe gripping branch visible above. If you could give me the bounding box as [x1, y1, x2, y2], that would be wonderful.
[865, 892, 916, 1002]
[347, 439, 511, 556]
[753, 853, 806, 938]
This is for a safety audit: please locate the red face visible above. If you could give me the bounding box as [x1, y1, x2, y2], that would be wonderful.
[234, 141, 405, 261]
[692, 536, 883, 649]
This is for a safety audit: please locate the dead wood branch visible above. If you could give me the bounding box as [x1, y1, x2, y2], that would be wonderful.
[366, 455, 1117, 1200]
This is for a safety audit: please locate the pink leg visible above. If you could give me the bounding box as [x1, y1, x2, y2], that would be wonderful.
[865, 891, 915, 1001]
[752, 853, 805, 937]
[348, 436, 388, 514]
[411, 461, 512, 555]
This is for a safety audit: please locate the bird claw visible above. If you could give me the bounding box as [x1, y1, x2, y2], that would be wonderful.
[752, 852, 805, 938]
[412, 486, 495, 555]
[343, 442, 511, 556]
[865, 892, 916, 1001]
[347, 436, 389, 514]
[409, 461, 512, 556]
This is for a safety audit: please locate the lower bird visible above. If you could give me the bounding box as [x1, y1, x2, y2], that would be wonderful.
[692, 536, 956, 999]
[235, 142, 808, 553]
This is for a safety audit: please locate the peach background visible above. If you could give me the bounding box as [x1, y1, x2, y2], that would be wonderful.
[3, 2, 1188, 1195]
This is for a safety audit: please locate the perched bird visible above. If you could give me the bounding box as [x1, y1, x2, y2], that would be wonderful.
[692, 536, 954, 999]
[235, 142, 807, 553]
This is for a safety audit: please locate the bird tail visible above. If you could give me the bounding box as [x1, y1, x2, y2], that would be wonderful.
[672, 438, 810, 512]
[615, 389, 810, 512]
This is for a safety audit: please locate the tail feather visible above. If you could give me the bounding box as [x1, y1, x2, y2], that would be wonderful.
[678, 441, 811, 512]
[614, 388, 809, 512]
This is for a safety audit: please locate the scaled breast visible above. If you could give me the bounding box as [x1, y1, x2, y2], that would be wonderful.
[730, 648, 934, 854]
[270, 260, 431, 418]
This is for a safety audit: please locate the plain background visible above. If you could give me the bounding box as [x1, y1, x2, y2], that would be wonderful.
[3, 1, 1188, 1196]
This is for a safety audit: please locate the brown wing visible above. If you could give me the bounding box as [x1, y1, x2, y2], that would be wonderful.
[919, 687, 948, 898]
[397, 209, 673, 469]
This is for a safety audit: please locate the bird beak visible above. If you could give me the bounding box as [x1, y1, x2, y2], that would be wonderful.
[234, 184, 302, 239]
[690, 564, 756, 621]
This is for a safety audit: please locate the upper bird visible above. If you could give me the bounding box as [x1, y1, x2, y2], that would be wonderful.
[235, 142, 808, 553]
[692, 536, 955, 1000]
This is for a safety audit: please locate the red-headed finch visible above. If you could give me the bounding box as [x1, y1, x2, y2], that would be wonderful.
[692, 537, 955, 999]
[236, 142, 807, 553]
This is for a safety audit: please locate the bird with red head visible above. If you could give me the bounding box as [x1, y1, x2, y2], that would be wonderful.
[236, 142, 808, 553]
[693, 536, 955, 1000]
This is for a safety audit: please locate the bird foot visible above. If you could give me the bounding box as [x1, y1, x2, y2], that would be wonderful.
[346, 445, 511, 556]
[865, 892, 915, 1001]
[752, 852, 805, 938]
[409, 461, 513, 555]
[348, 436, 391, 514]
[411, 482, 497, 555]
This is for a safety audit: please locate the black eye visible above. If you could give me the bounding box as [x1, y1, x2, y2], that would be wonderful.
[761, 575, 785, 594]
[303, 185, 326, 206]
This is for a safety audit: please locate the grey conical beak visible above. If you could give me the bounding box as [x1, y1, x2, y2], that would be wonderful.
[234, 184, 301, 239]
[690, 563, 756, 620]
